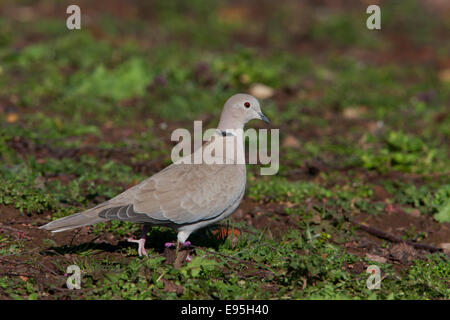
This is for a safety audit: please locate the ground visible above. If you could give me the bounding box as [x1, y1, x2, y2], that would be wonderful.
[0, 0, 449, 299]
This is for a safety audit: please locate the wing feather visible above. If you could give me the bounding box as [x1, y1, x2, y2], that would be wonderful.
[133, 162, 246, 224]
[97, 137, 246, 225]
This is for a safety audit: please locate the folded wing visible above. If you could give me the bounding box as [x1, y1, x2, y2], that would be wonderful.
[99, 162, 246, 225]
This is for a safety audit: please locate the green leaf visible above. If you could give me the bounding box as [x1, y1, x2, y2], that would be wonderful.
[181, 256, 218, 277]
[434, 200, 450, 223]
[28, 293, 39, 300]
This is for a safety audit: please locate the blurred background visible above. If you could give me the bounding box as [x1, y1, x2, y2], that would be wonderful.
[0, 0, 449, 299]
[1, 0, 449, 191]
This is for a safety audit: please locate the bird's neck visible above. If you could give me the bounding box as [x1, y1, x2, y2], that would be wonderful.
[211, 118, 246, 165]
[216, 129, 237, 137]
[217, 117, 244, 132]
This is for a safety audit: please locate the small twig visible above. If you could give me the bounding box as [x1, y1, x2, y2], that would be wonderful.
[69, 229, 81, 247]
[230, 240, 270, 258]
[0, 272, 31, 277]
[192, 244, 277, 276]
[0, 225, 31, 240]
[0, 248, 40, 260]
[0, 249, 62, 277]
[0, 225, 24, 233]
[49, 286, 93, 293]
[38, 260, 62, 277]
[403, 171, 450, 179]
[347, 218, 442, 253]
[301, 276, 307, 290]
[156, 271, 167, 283]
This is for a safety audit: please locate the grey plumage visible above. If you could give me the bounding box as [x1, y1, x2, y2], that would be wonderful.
[39, 93, 269, 251]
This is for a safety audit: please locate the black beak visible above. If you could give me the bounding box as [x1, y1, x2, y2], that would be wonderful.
[258, 112, 270, 124]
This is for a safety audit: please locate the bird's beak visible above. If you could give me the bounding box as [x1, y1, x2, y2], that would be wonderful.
[258, 112, 270, 124]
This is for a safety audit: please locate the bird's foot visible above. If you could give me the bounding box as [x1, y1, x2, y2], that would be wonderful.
[164, 241, 191, 248]
[128, 238, 148, 257]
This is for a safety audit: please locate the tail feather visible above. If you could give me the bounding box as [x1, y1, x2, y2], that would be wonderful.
[39, 206, 109, 233]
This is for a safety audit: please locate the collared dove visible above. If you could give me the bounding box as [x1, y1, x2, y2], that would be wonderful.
[39, 93, 270, 256]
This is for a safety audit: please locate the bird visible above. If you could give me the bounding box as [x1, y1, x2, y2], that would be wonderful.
[39, 93, 270, 257]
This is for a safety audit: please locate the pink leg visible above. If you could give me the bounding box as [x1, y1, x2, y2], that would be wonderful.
[128, 225, 149, 257]
[128, 238, 148, 257]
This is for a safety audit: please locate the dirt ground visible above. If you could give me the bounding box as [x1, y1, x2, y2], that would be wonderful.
[0, 0, 449, 299]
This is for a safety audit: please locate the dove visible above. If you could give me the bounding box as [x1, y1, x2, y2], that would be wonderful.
[39, 93, 270, 256]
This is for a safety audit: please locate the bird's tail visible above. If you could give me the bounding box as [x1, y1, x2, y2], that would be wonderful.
[39, 205, 109, 233]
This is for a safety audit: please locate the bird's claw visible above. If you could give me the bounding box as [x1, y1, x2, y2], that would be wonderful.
[128, 238, 148, 257]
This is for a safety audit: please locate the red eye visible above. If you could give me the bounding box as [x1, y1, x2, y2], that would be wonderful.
[244, 102, 251, 108]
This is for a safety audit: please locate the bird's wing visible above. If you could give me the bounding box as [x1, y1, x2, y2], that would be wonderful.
[131, 162, 246, 224]
[100, 134, 247, 225]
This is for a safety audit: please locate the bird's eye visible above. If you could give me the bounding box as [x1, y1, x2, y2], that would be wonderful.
[244, 102, 251, 108]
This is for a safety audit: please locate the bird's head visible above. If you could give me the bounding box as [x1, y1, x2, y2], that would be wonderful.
[218, 93, 270, 131]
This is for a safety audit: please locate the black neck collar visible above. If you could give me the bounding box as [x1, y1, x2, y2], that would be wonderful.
[217, 129, 236, 137]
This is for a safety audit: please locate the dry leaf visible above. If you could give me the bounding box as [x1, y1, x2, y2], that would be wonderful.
[366, 253, 387, 264]
[218, 6, 250, 23]
[6, 113, 19, 123]
[311, 214, 322, 224]
[439, 243, 450, 254]
[342, 106, 367, 119]
[212, 227, 240, 239]
[161, 278, 184, 294]
[282, 135, 300, 148]
[438, 69, 450, 82]
[404, 208, 421, 218]
[249, 83, 275, 99]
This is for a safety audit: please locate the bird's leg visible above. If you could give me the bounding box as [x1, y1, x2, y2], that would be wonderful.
[165, 240, 192, 263]
[176, 241, 180, 256]
[181, 241, 192, 262]
[128, 225, 149, 257]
